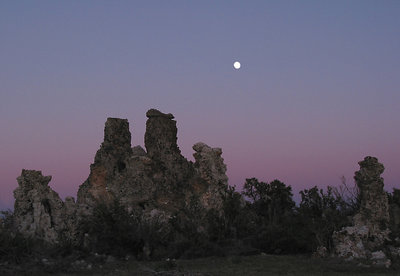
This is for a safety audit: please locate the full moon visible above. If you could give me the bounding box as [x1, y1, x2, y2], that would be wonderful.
[233, 61, 241, 69]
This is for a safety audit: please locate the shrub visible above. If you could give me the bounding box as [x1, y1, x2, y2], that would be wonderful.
[0, 210, 37, 263]
[388, 188, 400, 241]
[243, 178, 295, 226]
[296, 186, 353, 252]
[78, 199, 142, 257]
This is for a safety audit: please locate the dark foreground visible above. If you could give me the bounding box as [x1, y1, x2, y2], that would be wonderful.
[2, 254, 400, 276]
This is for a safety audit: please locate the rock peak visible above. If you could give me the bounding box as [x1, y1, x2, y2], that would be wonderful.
[145, 109, 180, 159]
[146, 109, 174, 119]
[356, 156, 385, 179]
[17, 169, 52, 189]
[93, 117, 132, 165]
[14, 169, 76, 243]
[103, 118, 132, 150]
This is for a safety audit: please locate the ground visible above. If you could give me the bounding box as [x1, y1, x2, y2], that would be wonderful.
[2, 254, 400, 276]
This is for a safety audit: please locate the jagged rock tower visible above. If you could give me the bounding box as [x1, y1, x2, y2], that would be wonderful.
[13, 109, 228, 243]
[333, 156, 390, 266]
[77, 108, 227, 214]
[13, 170, 76, 243]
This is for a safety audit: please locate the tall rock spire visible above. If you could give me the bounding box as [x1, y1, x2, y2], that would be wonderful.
[333, 156, 391, 266]
[145, 109, 181, 160]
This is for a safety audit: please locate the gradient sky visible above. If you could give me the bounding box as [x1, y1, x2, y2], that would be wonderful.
[1, 1, 399, 209]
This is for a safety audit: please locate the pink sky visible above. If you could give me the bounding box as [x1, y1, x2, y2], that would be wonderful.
[1, 1, 399, 209]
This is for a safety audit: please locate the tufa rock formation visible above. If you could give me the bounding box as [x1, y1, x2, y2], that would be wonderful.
[193, 142, 228, 210]
[333, 156, 391, 266]
[14, 109, 228, 243]
[13, 170, 77, 243]
[77, 118, 134, 209]
[76, 108, 227, 216]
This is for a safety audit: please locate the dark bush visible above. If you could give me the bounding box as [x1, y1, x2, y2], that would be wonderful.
[296, 186, 354, 252]
[388, 188, 400, 241]
[243, 178, 295, 225]
[0, 176, 365, 264]
[78, 199, 142, 257]
[0, 210, 37, 264]
[239, 178, 302, 253]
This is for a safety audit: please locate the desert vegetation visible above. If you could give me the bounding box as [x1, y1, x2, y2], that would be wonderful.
[2, 178, 400, 274]
[75, 177, 360, 258]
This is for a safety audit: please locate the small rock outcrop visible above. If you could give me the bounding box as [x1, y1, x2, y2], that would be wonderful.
[333, 156, 391, 266]
[193, 142, 228, 210]
[13, 170, 76, 243]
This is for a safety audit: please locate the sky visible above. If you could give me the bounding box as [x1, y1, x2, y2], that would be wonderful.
[1, 1, 399, 209]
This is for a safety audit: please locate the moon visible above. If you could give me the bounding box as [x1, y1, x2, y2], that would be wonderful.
[233, 61, 241, 69]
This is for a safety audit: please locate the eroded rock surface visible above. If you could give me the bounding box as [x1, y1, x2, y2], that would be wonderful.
[77, 118, 133, 210]
[145, 108, 179, 160]
[76, 109, 227, 215]
[193, 142, 228, 210]
[333, 156, 391, 266]
[13, 170, 76, 243]
[13, 109, 229, 245]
